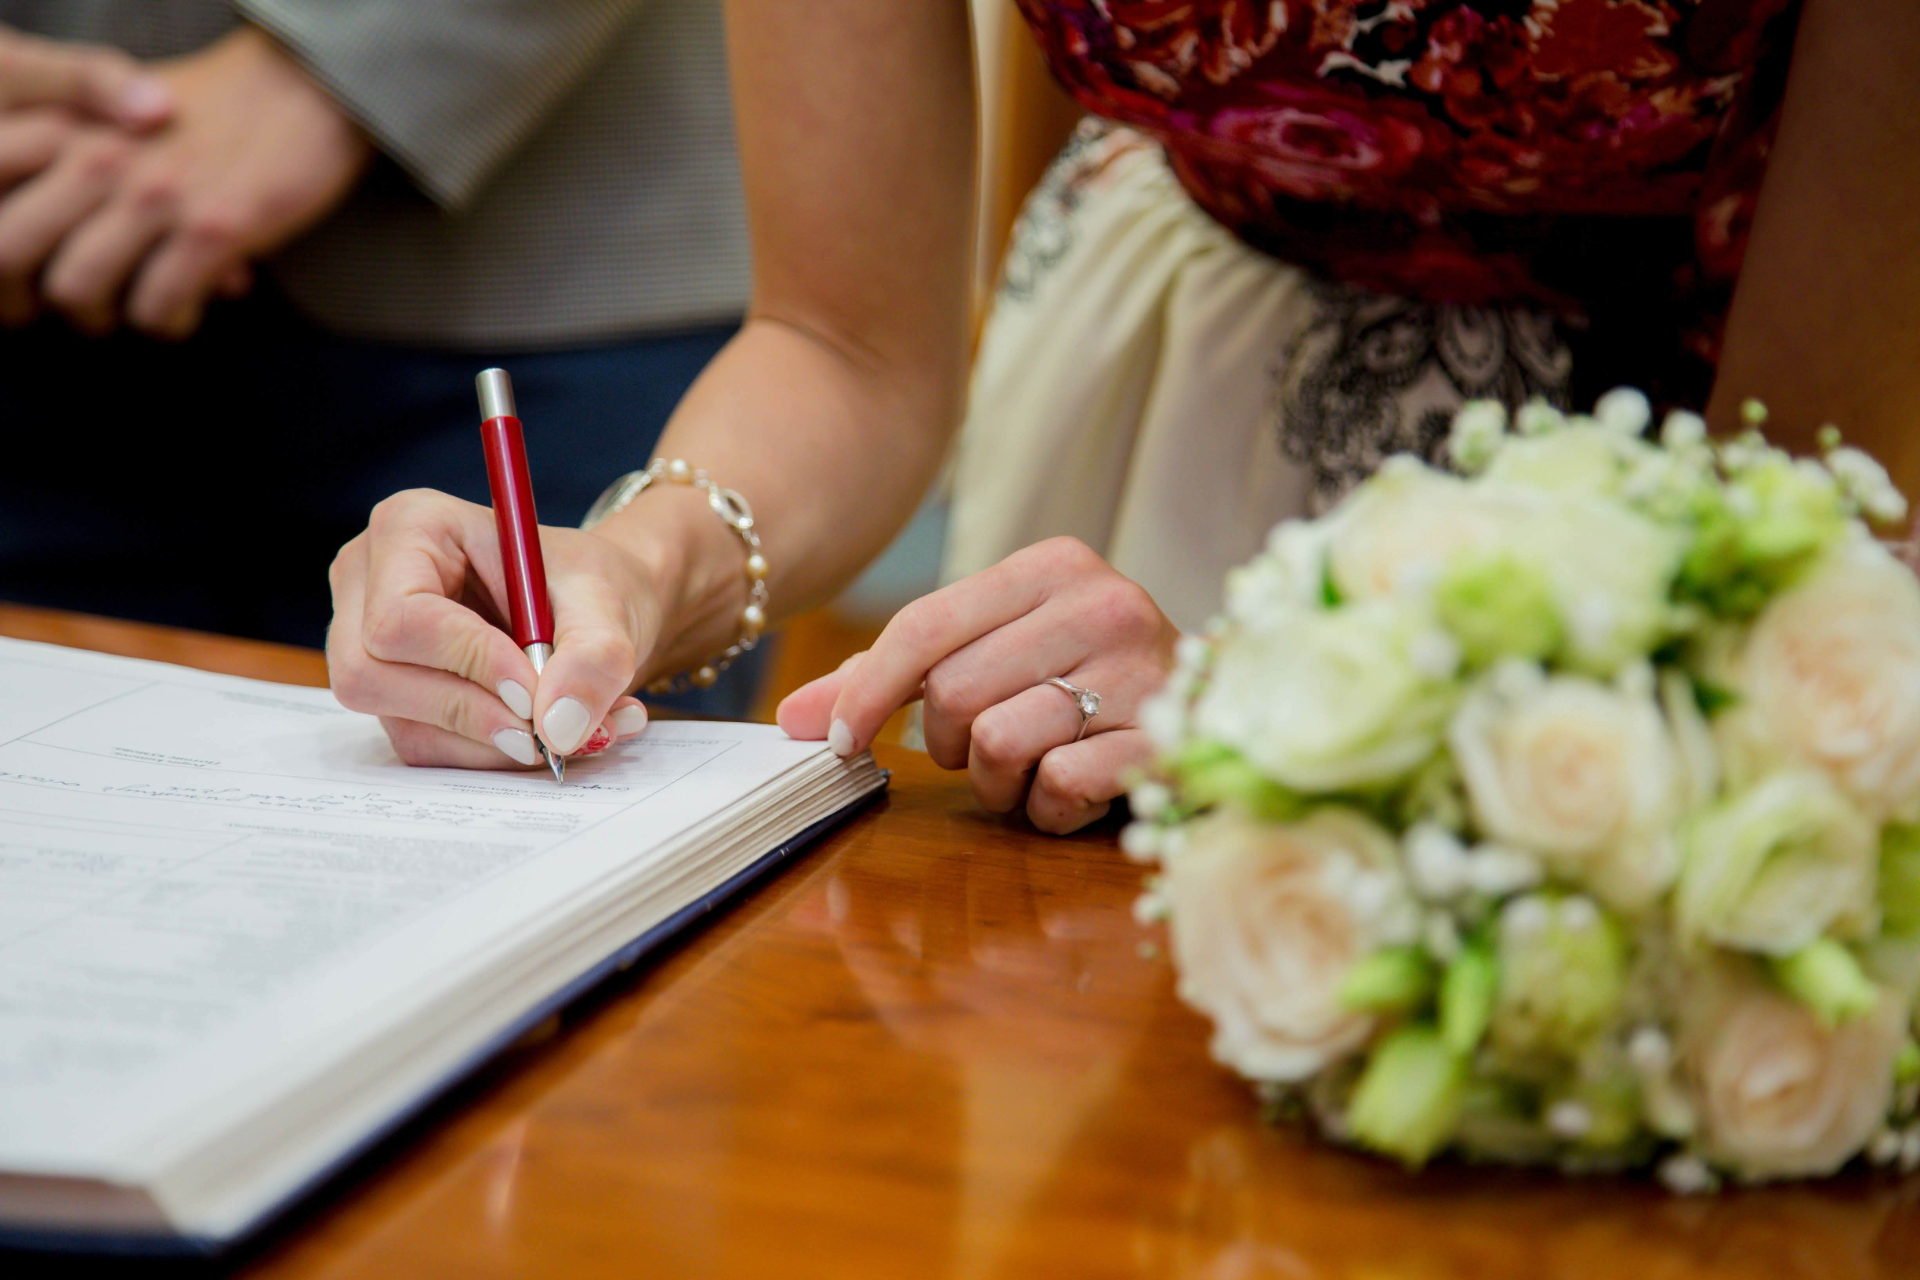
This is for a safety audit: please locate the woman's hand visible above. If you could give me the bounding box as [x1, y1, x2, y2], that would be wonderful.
[328, 489, 654, 770]
[777, 538, 1179, 834]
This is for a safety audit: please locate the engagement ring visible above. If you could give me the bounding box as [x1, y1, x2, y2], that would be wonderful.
[1041, 677, 1102, 742]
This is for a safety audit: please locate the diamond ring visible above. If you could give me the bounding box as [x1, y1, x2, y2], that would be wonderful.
[1041, 677, 1103, 742]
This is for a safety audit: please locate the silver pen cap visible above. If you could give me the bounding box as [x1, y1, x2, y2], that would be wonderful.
[476, 368, 517, 422]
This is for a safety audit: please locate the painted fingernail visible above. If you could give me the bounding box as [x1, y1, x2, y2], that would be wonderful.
[543, 697, 591, 755]
[577, 725, 615, 757]
[828, 719, 856, 757]
[498, 680, 533, 720]
[492, 728, 540, 767]
[611, 704, 649, 737]
[118, 78, 173, 120]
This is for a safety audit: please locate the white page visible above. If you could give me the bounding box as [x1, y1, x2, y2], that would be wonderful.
[0, 638, 848, 1182]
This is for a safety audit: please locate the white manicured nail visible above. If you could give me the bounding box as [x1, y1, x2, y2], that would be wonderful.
[611, 704, 649, 737]
[828, 719, 856, 757]
[492, 728, 540, 767]
[498, 680, 533, 720]
[544, 697, 591, 755]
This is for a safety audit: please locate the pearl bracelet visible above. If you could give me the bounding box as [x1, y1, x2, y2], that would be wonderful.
[580, 458, 769, 693]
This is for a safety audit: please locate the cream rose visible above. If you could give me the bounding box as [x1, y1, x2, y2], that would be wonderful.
[1448, 666, 1683, 911]
[1718, 534, 1920, 821]
[1325, 459, 1683, 674]
[1680, 959, 1904, 1181]
[1163, 808, 1416, 1082]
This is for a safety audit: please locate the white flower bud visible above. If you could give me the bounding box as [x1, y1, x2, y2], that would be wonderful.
[1516, 399, 1566, 436]
[1628, 1025, 1674, 1076]
[1120, 821, 1164, 862]
[1559, 895, 1601, 932]
[1657, 1153, 1716, 1195]
[1594, 387, 1652, 436]
[1546, 1100, 1593, 1139]
[1660, 409, 1707, 450]
[1500, 894, 1553, 940]
[1868, 1128, 1903, 1165]
[1463, 844, 1544, 896]
[1132, 892, 1170, 925]
[1128, 781, 1172, 822]
[1406, 823, 1469, 900]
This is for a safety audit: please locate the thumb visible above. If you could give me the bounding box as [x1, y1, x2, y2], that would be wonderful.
[776, 652, 864, 741]
[0, 34, 174, 128]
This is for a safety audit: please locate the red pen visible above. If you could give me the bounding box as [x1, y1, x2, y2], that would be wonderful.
[477, 368, 565, 783]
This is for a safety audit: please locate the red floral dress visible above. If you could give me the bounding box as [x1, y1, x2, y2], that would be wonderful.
[1013, 0, 1801, 396]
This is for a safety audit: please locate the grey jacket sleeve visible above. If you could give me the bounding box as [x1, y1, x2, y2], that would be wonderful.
[235, 0, 645, 210]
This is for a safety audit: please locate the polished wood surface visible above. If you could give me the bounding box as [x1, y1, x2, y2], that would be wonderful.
[6, 610, 1919, 1279]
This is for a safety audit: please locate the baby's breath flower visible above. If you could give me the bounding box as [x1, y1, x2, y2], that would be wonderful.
[1448, 400, 1509, 472]
[1740, 398, 1769, 428]
[1660, 409, 1708, 450]
[1128, 780, 1172, 822]
[1827, 445, 1909, 524]
[1120, 820, 1164, 862]
[1515, 398, 1566, 436]
[1658, 1153, 1717, 1194]
[1594, 387, 1652, 436]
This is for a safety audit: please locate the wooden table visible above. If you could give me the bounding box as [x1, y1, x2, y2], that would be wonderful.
[6, 605, 1919, 1280]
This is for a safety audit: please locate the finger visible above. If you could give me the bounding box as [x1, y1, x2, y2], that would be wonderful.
[827, 544, 1073, 755]
[919, 605, 1100, 770]
[1026, 729, 1154, 835]
[214, 259, 252, 298]
[41, 185, 170, 333]
[0, 129, 133, 324]
[0, 34, 173, 129]
[775, 651, 864, 741]
[534, 561, 651, 758]
[966, 683, 1088, 815]
[125, 209, 251, 339]
[572, 698, 650, 759]
[357, 491, 542, 713]
[379, 717, 544, 772]
[0, 109, 74, 190]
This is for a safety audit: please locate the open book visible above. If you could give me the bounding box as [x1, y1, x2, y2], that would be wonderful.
[0, 638, 885, 1255]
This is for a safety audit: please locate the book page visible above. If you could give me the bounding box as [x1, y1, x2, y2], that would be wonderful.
[0, 639, 840, 1178]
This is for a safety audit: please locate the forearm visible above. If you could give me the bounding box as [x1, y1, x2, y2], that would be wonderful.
[587, 0, 976, 684]
[1709, 0, 1920, 503]
[593, 314, 965, 680]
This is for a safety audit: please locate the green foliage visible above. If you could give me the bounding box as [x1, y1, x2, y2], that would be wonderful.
[1348, 1026, 1468, 1168]
[1339, 947, 1436, 1014]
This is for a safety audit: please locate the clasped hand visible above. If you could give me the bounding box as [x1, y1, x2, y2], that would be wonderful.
[0, 24, 369, 338]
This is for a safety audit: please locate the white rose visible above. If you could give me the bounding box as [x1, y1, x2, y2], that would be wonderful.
[1680, 959, 1904, 1181]
[1448, 666, 1683, 911]
[1325, 460, 1682, 675]
[1675, 770, 1878, 955]
[1717, 534, 1920, 821]
[1164, 808, 1416, 1082]
[1192, 596, 1457, 793]
[1325, 459, 1523, 600]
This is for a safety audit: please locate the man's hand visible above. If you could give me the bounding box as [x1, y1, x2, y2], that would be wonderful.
[0, 25, 174, 128]
[1, 26, 372, 338]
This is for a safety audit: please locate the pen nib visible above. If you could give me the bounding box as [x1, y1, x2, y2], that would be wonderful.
[534, 737, 566, 785]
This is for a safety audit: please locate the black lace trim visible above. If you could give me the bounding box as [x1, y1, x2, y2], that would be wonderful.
[1274, 279, 1577, 510]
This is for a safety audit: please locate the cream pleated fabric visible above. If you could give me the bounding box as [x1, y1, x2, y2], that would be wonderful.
[945, 122, 1577, 633]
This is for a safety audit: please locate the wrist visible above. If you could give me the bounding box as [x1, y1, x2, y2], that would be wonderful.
[591, 481, 757, 685]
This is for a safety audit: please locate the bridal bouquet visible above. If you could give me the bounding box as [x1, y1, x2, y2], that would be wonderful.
[1124, 391, 1920, 1190]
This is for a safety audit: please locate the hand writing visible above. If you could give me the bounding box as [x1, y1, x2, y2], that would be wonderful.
[328, 490, 656, 771]
[777, 537, 1179, 834]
